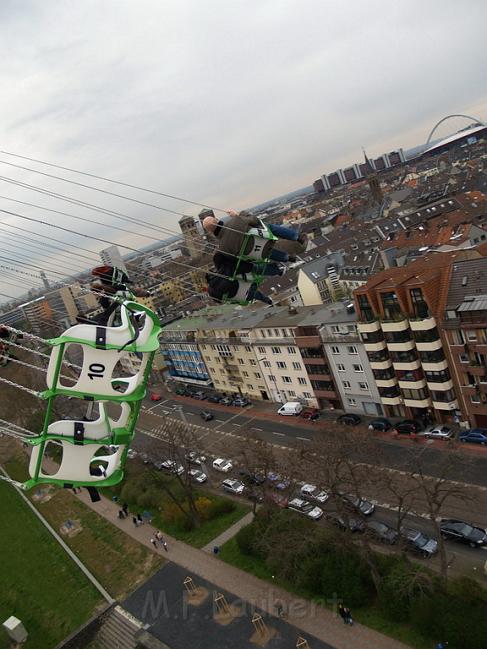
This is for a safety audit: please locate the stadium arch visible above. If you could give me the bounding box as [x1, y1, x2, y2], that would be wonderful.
[426, 114, 486, 146]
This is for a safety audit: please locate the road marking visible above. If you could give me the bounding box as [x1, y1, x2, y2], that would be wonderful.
[215, 419, 225, 423]
[273, 432, 285, 437]
[232, 423, 242, 427]
[297, 436, 311, 442]
[251, 427, 263, 431]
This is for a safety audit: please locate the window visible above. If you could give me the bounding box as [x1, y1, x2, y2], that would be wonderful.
[250, 359, 257, 366]
[282, 376, 292, 384]
[353, 364, 364, 372]
[358, 381, 369, 390]
[348, 398, 357, 406]
[263, 360, 271, 368]
[245, 345, 252, 352]
[238, 358, 245, 365]
[331, 346, 340, 354]
[347, 345, 358, 355]
[276, 361, 287, 369]
[467, 331, 478, 341]
[292, 362, 302, 370]
[459, 353, 469, 363]
[242, 371, 249, 377]
[254, 372, 261, 379]
[298, 377, 307, 385]
[342, 380, 351, 389]
[331, 325, 340, 333]
[303, 392, 312, 399]
[271, 347, 281, 354]
[214, 379, 220, 384]
[201, 344, 207, 350]
[268, 375, 276, 382]
[287, 346, 296, 354]
[471, 394, 481, 404]
[337, 363, 346, 372]
[288, 390, 296, 397]
[258, 346, 266, 354]
[274, 329, 280, 337]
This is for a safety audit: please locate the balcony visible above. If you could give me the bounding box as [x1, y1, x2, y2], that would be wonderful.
[427, 379, 454, 391]
[357, 320, 381, 334]
[302, 356, 327, 365]
[314, 389, 338, 399]
[469, 364, 486, 376]
[364, 340, 387, 352]
[376, 377, 398, 388]
[421, 359, 449, 372]
[432, 399, 459, 411]
[461, 385, 478, 396]
[381, 318, 409, 332]
[478, 382, 487, 393]
[470, 343, 487, 355]
[409, 316, 437, 331]
[403, 397, 432, 408]
[415, 339, 443, 352]
[381, 395, 403, 406]
[295, 335, 322, 347]
[398, 378, 427, 390]
[392, 359, 421, 371]
[369, 358, 393, 370]
[386, 339, 416, 352]
[307, 372, 332, 382]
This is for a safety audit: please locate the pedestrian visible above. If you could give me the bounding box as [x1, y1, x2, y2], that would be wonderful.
[122, 503, 128, 516]
[137, 513, 143, 525]
[343, 606, 353, 625]
[150, 537, 157, 549]
[338, 604, 347, 624]
[274, 601, 284, 618]
[118, 508, 126, 519]
[132, 516, 138, 527]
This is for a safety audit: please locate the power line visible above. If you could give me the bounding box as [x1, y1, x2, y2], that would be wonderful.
[0, 149, 225, 213]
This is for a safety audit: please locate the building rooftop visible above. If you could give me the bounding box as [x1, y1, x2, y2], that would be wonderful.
[446, 257, 487, 310]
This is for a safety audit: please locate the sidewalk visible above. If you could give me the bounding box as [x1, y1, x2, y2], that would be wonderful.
[75, 489, 412, 649]
[202, 510, 254, 552]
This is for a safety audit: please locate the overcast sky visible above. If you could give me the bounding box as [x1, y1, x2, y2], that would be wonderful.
[1, 0, 487, 302]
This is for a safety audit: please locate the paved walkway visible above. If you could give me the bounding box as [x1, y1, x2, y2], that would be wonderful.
[202, 510, 254, 552]
[75, 490, 412, 649]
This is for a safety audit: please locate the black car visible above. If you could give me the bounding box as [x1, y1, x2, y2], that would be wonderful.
[200, 411, 214, 421]
[440, 519, 487, 547]
[393, 420, 423, 435]
[239, 469, 266, 485]
[400, 527, 438, 558]
[366, 520, 399, 544]
[326, 512, 365, 533]
[207, 394, 223, 403]
[337, 413, 361, 426]
[368, 417, 392, 432]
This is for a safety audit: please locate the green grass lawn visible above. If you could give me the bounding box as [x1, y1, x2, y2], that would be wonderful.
[102, 461, 250, 549]
[0, 479, 102, 649]
[220, 535, 431, 649]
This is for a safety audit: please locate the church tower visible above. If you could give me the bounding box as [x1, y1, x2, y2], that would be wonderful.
[363, 149, 383, 205]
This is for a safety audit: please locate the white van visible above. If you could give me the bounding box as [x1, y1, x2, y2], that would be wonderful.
[278, 402, 303, 416]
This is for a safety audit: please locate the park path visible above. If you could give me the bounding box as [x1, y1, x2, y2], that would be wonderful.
[75, 489, 412, 649]
[202, 510, 255, 552]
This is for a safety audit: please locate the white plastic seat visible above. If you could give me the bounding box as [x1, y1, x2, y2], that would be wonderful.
[29, 442, 125, 484]
[241, 222, 277, 260]
[46, 403, 131, 441]
[46, 344, 150, 398]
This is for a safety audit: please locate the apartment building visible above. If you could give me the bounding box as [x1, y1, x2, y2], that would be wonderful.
[354, 249, 487, 423]
[159, 316, 212, 387]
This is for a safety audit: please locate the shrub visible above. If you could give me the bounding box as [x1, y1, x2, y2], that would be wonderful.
[320, 549, 373, 608]
[236, 523, 259, 556]
[378, 561, 431, 622]
[207, 498, 235, 519]
[194, 497, 213, 521]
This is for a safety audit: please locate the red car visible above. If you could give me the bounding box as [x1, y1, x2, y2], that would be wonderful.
[300, 408, 320, 421]
[150, 393, 162, 402]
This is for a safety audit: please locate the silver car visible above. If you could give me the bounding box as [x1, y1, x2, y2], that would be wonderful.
[421, 425, 453, 440]
[300, 483, 329, 504]
[188, 469, 207, 483]
[288, 497, 323, 520]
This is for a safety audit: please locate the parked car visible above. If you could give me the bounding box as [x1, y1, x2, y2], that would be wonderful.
[400, 527, 438, 557]
[192, 391, 208, 401]
[267, 472, 290, 490]
[440, 519, 487, 547]
[188, 469, 207, 484]
[278, 402, 303, 416]
[288, 497, 323, 520]
[366, 520, 399, 544]
[207, 394, 223, 403]
[247, 490, 264, 504]
[222, 478, 245, 495]
[213, 458, 233, 473]
[239, 469, 266, 485]
[393, 420, 423, 435]
[300, 483, 329, 504]
[300, 408, 320, 421]
[200, 411, 214, 421]
[337, 413, 361, 426]
[420, 425, 453, 440]
[155, 460, 184, 475]
[220, 397, 234, 406]
[232, 396, 251, 407]
[459, 428, 487, 445]
[326, 512, 365, 533]
[150, 392, 162, 402]
[185, 451, 207, 465]
[342, 494, 375, 516]
[175, 386, 190, 396]
[368, 417, 392, 432]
